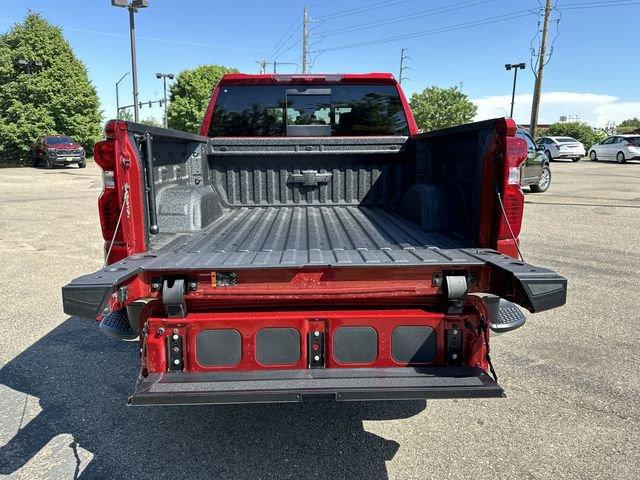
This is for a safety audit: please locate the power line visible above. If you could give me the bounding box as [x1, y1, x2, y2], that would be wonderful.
[317, 9, 535, 53]
[316, 0, 494, 37]
[265, 18, 301, 62]
[316, 0, 413, 21]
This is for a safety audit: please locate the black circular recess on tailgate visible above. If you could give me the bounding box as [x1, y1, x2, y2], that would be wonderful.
[391, 326, 436, 364]
[256, 328, 301, 365]
[196, 329, 242, 366]
[333, 326, 378, 364]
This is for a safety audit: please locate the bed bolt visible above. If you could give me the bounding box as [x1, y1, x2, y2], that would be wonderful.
[452, 354, 458, 360]
[173, 359, 180, 365]
[173, 347, 179, 352]
[151, 281, 161, 291]
[172, 334, 179, 340]
[314, 331, 320, 337]
[314, 355, 320, 362]
[157, 327, 165, 335]
[188, 281, 198, 290]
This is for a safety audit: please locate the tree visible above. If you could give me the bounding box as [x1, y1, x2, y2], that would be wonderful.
[546, 122, 607, 148]
[409, 86, 477, 132]
[0, 13, 102, 164]
[140, 116, 161, 127]
[617, 117, 640, 134]
[118, 108, 134, 121]
[167, 64, 238, 133]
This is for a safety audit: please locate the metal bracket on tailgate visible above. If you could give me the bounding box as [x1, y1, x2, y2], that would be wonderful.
[445, 275, 468, 314]
[162, 279, 186, 318]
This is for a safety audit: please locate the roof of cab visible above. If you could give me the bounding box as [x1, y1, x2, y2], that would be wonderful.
[218, 73, 398, 85]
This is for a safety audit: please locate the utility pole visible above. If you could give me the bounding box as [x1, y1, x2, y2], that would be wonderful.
[302, 6, 309, 73]
[256, 60, 267, 74]
[399, 48, 410, 85]
[156, 72, 174, 128]
[529, 0, 553, 138]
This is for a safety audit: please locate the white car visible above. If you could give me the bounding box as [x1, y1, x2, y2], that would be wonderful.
[536, 136, 585, 162]
[589, 135, 640, 164]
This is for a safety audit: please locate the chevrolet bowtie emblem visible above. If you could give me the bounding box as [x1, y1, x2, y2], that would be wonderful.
[287, 170, 333, 187]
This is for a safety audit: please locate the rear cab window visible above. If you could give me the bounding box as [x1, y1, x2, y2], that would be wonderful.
[209, 84, 409, 137]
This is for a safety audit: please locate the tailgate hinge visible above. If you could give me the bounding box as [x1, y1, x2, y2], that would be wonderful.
[162, 279, 186, 318]
[444, 275, 468, 314]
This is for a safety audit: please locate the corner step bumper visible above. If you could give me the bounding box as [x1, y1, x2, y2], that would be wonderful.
[128, 367, 504, 406]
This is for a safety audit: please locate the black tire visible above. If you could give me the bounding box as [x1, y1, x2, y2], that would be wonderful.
[589, 150, 597, 161]
[572, 157, 581, 162]
[44, 156, 52, 169]
[545, 150, 553, 161]
[530, 164, 551, 193]
[616, 151, 626, 164]
[30, 152, 39, 168]
[78, 161, 86, 168]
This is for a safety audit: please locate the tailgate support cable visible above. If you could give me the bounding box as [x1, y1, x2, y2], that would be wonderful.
[104, 184, 130, 266]
[479, 316, 498, 383]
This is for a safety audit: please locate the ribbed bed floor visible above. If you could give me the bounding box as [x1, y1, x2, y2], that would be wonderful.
[150, 206, 473, 268]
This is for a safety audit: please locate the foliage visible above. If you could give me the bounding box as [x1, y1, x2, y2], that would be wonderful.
[118, 108, 134, 121]
[167, 64, 238, 133]
[140, 116, 161, 128]
[0, 13, 102, 163]
[545, 122, 608, 148]
[409, 86, 477, 132]
[617, 117, 640, 134]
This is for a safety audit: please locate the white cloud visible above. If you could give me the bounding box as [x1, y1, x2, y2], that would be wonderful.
[472, 91, 640, 127]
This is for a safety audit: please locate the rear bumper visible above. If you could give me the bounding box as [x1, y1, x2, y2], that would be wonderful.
[128, 366, 504, 406]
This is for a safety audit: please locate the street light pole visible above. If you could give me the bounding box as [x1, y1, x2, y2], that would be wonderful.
[128, 6, 140, 122]
[112, 0, 148, 123]
[115, 72, 130, 119]
[156, 72, 174, 128]
[505, 63, 526, 119]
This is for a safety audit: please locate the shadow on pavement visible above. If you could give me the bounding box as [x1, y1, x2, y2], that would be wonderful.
[0, 317, 426, 479]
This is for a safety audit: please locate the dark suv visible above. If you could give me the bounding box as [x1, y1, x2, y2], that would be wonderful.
[517, 128, 551, 192]
[30, 135, 86, 168]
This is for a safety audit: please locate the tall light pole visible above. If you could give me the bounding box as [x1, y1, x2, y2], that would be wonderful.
[156, 72, 174, 128]
[111, 0, 149, 122]
[505, 63, 526, 119]
[115, 72, 130, 119]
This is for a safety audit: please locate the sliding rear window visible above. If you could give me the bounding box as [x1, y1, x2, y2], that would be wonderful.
[209, 84, 409, 137]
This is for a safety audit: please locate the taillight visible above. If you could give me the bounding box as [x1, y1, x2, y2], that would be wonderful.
[94, 130, 123, 248]
[497, 136, 527, 244]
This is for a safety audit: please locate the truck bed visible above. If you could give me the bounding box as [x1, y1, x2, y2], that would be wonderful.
[152, 205, 470, 268]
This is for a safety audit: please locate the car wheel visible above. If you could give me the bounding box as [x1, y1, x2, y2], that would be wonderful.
[545, 150, 553, 161]
[44, 156, 52, 169]
[572, 157, 581, 162]
[530, 164, 551, 193]
[78, 161, 86, 168]
[616, 152, 626, 164]
[589, 150, 597, 161]
[30, 153, 39, 168]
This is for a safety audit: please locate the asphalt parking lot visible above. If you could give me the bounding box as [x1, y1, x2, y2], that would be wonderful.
[0, 159, 638, 479]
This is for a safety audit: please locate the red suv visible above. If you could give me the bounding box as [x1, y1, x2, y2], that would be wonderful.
[30, 135, 86, 168]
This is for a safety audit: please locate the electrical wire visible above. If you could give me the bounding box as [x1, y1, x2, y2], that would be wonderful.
[316, 0, 414, 21]
[265, 17, 301, 62]
[316, 0, 494, 37]
[317, 9, 535, 53]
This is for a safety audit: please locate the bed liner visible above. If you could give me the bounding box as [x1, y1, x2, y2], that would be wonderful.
[152, 205, 471, 269]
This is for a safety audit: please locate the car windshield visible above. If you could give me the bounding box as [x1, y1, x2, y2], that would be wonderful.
[209, 84, 409, 137]
[45, 136, 74, 145]
[556, 137, 578, 143]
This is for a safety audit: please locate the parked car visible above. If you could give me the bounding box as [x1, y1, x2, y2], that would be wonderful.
[518, 128, 551, 192]
[62, 73, 566, 406]
[30, 135, 86, 168]
[536, 136, 585, 162]
[588, 135, 640, 163]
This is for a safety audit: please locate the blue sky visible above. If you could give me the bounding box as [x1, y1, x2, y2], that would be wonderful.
[2, 0, 639, 127]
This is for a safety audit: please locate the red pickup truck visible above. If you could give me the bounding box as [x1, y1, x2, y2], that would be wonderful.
[62, 73, 566, 406]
